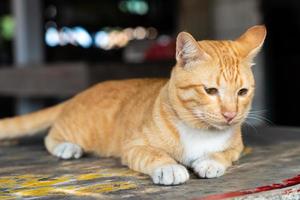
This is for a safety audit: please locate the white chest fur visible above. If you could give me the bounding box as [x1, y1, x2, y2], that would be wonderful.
[176, 122, 234, 166]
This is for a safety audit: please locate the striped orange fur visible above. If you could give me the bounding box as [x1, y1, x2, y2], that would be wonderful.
[0, 25, 266, 185]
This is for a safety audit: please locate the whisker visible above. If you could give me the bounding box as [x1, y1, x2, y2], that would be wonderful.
[248, 109, 268, 114]
[243, 121, 259, 135]
[247, 114, 274, 125]
[246, 116, 272, 126]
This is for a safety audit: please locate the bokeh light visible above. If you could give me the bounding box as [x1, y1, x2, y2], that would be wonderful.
[45, 26, 159, 50]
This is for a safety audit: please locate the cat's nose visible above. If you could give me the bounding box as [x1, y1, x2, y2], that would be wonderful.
[222, 112, 237, 123]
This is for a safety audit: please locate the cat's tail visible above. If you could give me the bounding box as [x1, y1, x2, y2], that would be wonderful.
[0, 103, 65, 139]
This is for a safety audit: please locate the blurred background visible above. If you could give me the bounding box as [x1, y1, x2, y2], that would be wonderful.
[0, 0, 297, 127]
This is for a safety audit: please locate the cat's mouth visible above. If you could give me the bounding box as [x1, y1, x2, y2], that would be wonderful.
[182, 110, 243, 130]
[192, 110, 236, 129]
[204, 121, 228, 130]
[204, 118, 242, 130]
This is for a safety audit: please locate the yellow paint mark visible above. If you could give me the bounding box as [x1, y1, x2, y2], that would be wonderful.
[77, 168, 142, 181]
[54, 186, 105, 198]
[77, 181, 137, 194]
[0, 169, 139, 198]
[14, 187, 55, 197]
[0, 178, 17, 188]
[77, 173, 104, 181]
[11, 182, 136, 197]
[21, 176, 70, 187]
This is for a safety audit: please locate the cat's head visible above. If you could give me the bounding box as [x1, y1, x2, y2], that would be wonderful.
[169, 25, 266, 130]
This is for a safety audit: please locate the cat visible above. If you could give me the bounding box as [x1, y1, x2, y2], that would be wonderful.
[0, 25, 266, 185]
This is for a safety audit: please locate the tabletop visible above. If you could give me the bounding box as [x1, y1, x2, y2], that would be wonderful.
[0, 126, 300, 199]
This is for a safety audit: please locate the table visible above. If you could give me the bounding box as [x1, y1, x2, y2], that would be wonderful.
[0, 126, 300, 199]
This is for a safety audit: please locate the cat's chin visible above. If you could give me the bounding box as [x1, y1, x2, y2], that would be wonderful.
[189, 121, 231, 131]
[211, 124, 231, 131]
[211, 121, 241, 130]
[208, 121, 239, 131]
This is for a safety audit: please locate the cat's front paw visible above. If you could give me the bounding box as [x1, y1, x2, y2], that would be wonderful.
[151, 164, 189, 185]
[53, 142, 83, 159]
[192, 159, 226, 178]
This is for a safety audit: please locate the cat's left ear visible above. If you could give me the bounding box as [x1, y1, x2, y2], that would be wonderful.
[176, 32, 211, 67]
[236, 25, 267, 61]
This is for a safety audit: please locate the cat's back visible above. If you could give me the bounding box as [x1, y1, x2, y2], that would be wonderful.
[78, 78, 167, 100]
[65, 78, 168, 112]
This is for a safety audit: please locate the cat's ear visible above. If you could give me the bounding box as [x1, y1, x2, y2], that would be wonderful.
[236, 25, 267, 61]
[176, 32, 210, 67]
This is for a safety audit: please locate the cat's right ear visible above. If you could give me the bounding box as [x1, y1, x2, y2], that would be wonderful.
[176, 32, 210, 67]
[235, 25, 267, 61]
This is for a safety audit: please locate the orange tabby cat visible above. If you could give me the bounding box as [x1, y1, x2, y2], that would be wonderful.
[0, 25, 266, 185]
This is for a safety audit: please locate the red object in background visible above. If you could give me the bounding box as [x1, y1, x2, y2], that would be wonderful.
[196, 174, 300, 200]
[144, 39, 176, 61]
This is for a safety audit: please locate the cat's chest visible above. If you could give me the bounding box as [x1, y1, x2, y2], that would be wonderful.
[176, 122, 234, 166]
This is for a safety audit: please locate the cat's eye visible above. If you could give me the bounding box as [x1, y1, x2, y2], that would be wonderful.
[204, 87, 218, 95]
[238, 88, 248, 96]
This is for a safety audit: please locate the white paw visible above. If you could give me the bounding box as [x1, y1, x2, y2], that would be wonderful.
[192, 159, 226, 178]
[151, 164, 189, 185]
[53, 142, 83, 159]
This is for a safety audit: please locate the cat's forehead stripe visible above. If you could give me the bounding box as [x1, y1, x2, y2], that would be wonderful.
[205, 41, 241, 85]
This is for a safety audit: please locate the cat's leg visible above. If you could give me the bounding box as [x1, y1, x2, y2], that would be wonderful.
[45, 128, 84, 160]
[122, 145, 189, 185]
[191, 138, 244, 179]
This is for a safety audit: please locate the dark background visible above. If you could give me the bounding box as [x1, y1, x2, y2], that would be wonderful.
[262, 0, 300, 126]
[0, 0, 298, 127]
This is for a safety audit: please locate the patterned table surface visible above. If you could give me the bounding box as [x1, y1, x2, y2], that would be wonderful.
[0, 126, 300, 200]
